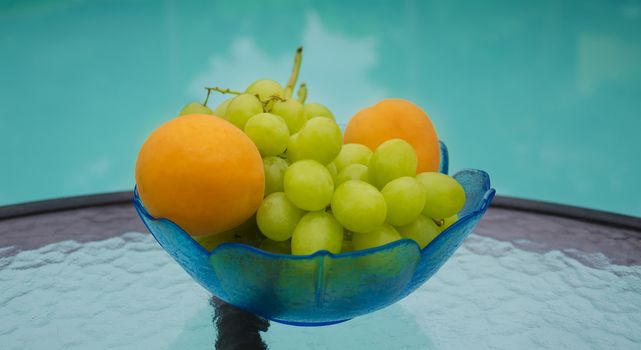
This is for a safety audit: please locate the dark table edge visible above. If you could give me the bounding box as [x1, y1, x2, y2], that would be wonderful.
[0, 192, 134, 220]
[491, 196, 641, 231]
[1, 191, 640, 232]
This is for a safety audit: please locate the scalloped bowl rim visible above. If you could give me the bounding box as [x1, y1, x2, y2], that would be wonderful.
[132, 168, 495, 261]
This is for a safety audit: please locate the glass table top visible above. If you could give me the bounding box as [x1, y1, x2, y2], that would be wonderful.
[2, 203, 640, 349]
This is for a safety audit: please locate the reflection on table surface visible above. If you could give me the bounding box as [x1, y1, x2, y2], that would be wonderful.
[1, 228, 639, 349]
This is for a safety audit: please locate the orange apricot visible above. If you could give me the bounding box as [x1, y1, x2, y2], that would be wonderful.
[135, 114, 265, 237]
[343, 99, 440, 173]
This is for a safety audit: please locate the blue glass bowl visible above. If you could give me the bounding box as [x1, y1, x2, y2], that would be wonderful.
[133, 142, 495, 326]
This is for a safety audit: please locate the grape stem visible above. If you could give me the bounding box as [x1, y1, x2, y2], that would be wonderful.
[205, 87, 243, 95]
[257, 95, 286, 112]
[264, 95, 286, 103]
[297, 82, 307, 103]
[284, 46, 303, 99]
[203, 89, 212, 106]
[432, 218, 445, 227]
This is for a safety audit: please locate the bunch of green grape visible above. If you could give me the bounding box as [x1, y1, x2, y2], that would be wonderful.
[185, 48, 466, 255]
[260, 132, 466, 255]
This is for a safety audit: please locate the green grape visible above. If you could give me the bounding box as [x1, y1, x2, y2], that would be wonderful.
[214, 98, 233, 118]
[336, 164, 369, 186]
[271, 98, 307, 133]
[284, 160, 334, 211]
[256, 192, 304, 241]
[244, 113, 289, 156]
[260, 239, 291, 254]
[193, 216, 261, 251]
[263, 156, 288, 195]
[381, 176, 426, 226]
[179, 102, 213, 116]
[352, 224, 402, 251]
[333, 143, 372, 171]
[416, 172, 466, 219]
[285, 133, 302, 162]
[225, 94, 263, 129]
[396, 215, 440, 249]
[341, 239, 354, 253]
[369, 139, 418, 189]
[304, 102, 335, 120]
[193, 231, 238, 251]
[331, 180, 386, 233]
[293, 117, 342, 165]
[327, 162, 338, 183]
[439, 214, 459, 232]
[291, 211, 343, 255]
[246, 79, 284, 102]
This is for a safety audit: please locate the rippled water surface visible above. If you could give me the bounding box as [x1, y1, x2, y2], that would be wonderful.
[1, 232, 639, 349]
[1, 0, 641, 215]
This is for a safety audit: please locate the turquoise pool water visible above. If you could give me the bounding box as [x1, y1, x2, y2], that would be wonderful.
[1, 0, 640, 216]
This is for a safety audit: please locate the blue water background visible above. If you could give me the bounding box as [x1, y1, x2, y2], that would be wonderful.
[1, 0, 640, 216]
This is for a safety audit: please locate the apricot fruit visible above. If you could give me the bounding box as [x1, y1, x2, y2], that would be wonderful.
[343, 99, 440, 173]
[135, 114, 265, 236]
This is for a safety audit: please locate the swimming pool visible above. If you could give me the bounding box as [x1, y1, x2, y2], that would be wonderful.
[1, 0, 640, 216]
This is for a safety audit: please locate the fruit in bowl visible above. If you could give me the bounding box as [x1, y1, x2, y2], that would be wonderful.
[134, 47, 495, 326]
[135, 114, 264, 236]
